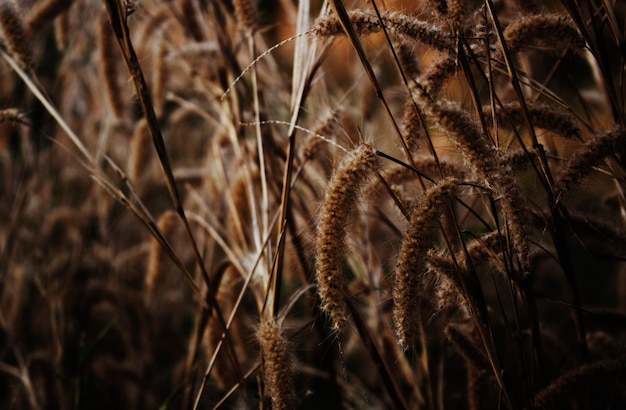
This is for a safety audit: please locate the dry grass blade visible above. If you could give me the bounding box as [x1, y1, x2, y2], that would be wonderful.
[270, 1, 330, 317]
[100, 0, 247, 395]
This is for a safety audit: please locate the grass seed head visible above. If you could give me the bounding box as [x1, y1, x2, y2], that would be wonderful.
[315, 143, 378, 330]
[393, 178, 457, 349]
[0, 2, 33, 69]
[234, 0, 259, 33]
[257, 317, 295, 410]
[97, 12, 124, 120]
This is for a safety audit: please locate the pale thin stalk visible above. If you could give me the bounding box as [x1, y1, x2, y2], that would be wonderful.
[192, 137, 314, 406]
[186, 211, 246, 278]
[192, 207, 281, 410]
[270, 3, 330, 316]
[249, 34, 271, 272]
[0, 359, 40, 410]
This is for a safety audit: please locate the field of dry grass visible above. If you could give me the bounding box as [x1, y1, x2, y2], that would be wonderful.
[1, 0, 626, 408]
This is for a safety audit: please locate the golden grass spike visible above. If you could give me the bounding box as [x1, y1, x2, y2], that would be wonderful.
[503, 14, 585, 56]
[421, 55, 458, 96]
[128, 119, 152, 182]
[257, 317, 295, 410]
[393, 178, 456, 349]
[313, 10, 455, 53]
[234, 0, 258, 33]
[401, 101, 424, 152]
[396, 41, 421, 80]
[417, 90, 532, 274]
[555, 126, 626, 198]
[484, 102, 582, 140]
[425, 251, 469, 313]
[152, 35, 167, 118]
[428, 0, 448, 17]
[448, 0, 465, 31]
[97, 13, 124, 120]
[533, 357, 626, 409]
[497, 173, 531, 274]
[145, 210, 178, 296]
[53, 8, 69, 51]
[0, 108, 27, 125]
[0, 2, 32, 70]
[315, 143, 377, 330]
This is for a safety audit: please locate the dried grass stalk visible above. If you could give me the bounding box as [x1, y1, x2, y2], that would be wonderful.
[448, 0, 465, 31]
[365, 160, 464, 199]
[315, 143, 377, 330]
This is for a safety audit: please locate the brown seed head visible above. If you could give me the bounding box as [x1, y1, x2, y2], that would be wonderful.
[257, 317, 295, 410]
[0, 108, 27, 125]
[315, 144, 378, 330]
[556, 127, 626, 198]
[534, 357, 626, 409]
[393, 178, 457, 348]
[145, 211, 178, 295]
[503, 14, 584, 56]
[0, 2, 33, 69]
[484, 102, 581, 140]
[97, 13, 124, 119]
[313, 10, 455, 53]
[128, 119, 152, 182]
[234, 0, 259, 33]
